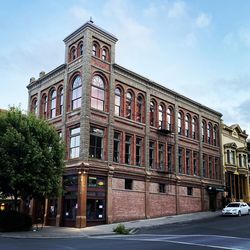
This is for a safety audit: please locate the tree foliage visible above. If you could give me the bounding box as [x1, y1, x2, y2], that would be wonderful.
[0, 108, 65, 206]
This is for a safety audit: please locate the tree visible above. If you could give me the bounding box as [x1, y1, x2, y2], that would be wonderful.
[0, 108, 65, 210]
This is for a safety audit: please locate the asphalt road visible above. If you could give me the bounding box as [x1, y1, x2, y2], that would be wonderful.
[1, 214, 250, 250]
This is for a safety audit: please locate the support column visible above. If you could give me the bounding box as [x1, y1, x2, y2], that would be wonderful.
[145, 172, 151, 219]
[43, 198, 48, 225]
[76, 171, 87, 228]
[56, 196, 62, 227]
[107, 166, 114, 224]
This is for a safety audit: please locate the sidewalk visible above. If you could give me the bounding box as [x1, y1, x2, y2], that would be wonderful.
[0, 210, 221, 239]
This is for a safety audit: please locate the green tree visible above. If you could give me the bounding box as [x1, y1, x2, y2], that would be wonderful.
[0, 108, 65, 210]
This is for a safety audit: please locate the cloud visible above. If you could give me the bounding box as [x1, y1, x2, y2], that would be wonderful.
[184, 32, 197, 47]
[167, 0, 187, 19]
[143, 4, 158, 18]
[69, 6, 91, 22]
[238, 27, 250, 47]
[195, 13, 212, 28]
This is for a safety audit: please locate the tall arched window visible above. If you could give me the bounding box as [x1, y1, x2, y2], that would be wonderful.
[92, 42, 100, 57]
[91, 75, 105, 111]
[78, 42, 83, 56]
[115, 87, 121, 116]
[136, 95, 143, 122]
[126, 92, 133, 119]
[59, 87, 64, 115]
[178, 112, 183, 135]
[102, 48, 107, 61]
[167, 107, 173, 131]
[213, 125, 218, 146]
[42, 94, 48, 118]
[70, 47, 76, 61]
[202, 120, 206, 142]
[185, 114, 190, 137]
[192, 117, 197, 139]
[158, 105, 164, 129]
[150, 101, 156, 126]
[32, 98, 38, 115]
[72, 76, 82, 110]
[50, 89, 56, 118]
[207, 123, 212, 144]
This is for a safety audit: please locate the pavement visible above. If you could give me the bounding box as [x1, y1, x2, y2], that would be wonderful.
[0, 210, 221, 239]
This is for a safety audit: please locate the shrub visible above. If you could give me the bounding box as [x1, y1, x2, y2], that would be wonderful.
[0, 210, 32, 232]
[113, 224, 130, 235]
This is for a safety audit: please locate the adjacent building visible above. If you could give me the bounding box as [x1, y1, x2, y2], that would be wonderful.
[221, 124, 249, 203]
[27, 21, 224, 228]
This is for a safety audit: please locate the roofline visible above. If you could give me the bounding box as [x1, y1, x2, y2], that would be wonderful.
[26, 64, 66, 90]
[63, 21, 118, 43]
[113, 63, 223, 118]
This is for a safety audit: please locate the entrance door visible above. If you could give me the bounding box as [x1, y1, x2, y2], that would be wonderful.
[87, 199, 105, 224]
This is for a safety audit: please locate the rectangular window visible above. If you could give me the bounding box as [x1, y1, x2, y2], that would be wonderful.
[230, 151, 235, 164]
[125, 135, 132, 164]
[203, 154, 207, 178]
[149, 141, 155, 169]
[193, 152, 198, 176]
[89, 127, 104, 159]
[186, 149, 191, 175]
[136, 137, 142, 166]
[178, 147, 183, 173]
[159, 183, 165, 193]
[187, 187, 193, 196]
[209, 156, 213, 179]
[226, 150, 230, 164]
[125, 179, 133, 190]
[215, 157, 219, 179]
[239, 154, 242, 167]
[243, 155, 247, 167]
[158, 143, 164, 170]
[113, 132, 120, 163]
[70, 127, 80, 159]
[167, 144, 173, 173]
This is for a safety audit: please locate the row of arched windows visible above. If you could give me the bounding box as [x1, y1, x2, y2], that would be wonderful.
[31, 85, 64, 119]
[92, 41, 110, 62]
[150, 101, 174, 131]
[202, 120, 218, 146]
[115, 87, 145, 123]
[69, 41, 83, 62]
[178, 112, 198, 139]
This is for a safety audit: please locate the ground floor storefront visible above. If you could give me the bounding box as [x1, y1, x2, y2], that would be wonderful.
[27, 163, 224, 228]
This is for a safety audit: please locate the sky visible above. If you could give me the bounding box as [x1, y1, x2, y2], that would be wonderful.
[1, 0, 250, 135]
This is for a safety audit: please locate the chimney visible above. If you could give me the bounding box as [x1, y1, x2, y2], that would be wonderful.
[39, 71, 46, 78]
[30, 77, 36, 83]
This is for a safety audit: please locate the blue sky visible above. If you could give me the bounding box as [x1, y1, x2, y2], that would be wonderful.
[1, 0, 250, 134]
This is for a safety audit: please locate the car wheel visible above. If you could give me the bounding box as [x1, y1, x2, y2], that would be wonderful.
[238, 211, 241, 217]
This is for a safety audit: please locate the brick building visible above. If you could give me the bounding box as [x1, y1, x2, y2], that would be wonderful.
[27, 21, 224, 228]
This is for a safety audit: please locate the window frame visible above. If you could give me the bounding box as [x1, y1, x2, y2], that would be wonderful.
[71, 75, 82, 110]
[69, 127, 80, 159]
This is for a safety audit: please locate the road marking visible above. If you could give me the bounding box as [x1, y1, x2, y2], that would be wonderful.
[92, 234, 250, 250]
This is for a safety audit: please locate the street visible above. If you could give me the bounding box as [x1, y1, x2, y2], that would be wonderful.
[1, 214, 250, 250]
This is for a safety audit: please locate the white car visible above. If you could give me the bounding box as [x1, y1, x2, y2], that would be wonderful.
[222, 202, 250, 216]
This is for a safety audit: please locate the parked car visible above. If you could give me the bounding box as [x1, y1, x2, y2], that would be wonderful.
[222, 202, 250, 216]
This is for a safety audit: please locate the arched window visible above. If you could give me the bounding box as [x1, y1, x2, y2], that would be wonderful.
[42, 94, 48, 118]
[115, 87, 121, 116]
[92, 42, 100, 57]
[32, 98, 38, 115]
[136, 95, 143, 122]
[102, 48, 107, 61]
[126, 92, 133, 119]
[78, 42, 83, 56]
[185, 114, 190, 137]
[213, 125, 218, 146]
[158, 105, 164, 129]
[167, 107, 173, 131]
[178, 112, 183, 135]
[207, 123, 212, 144]
[150, 101, 156, 126]
[91, 75, 105, 111]
[50, 89, 56, 118]
[192, 117, 197, 139]
[202, 120, 206, 142]
[72, 76, 82, 110]
[70, 47, 77, 61]
[59, 87, 63, 115]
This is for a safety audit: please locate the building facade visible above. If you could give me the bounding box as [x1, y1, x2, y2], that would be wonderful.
[221, 124, 249, 203]
[27, 21, 224, 228]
